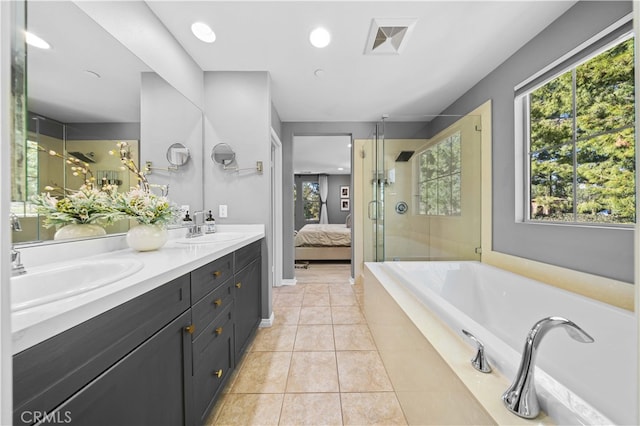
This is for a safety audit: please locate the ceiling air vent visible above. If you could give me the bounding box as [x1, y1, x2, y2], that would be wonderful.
[365, 18, 417, 55]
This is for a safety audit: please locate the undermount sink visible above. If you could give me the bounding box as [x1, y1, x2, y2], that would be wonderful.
[174, 232, 246, 245]
[11, 258, 144, 312]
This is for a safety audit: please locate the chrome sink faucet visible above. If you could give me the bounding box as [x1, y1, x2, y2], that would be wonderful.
[186, 210, 205, 238]
[501, 316, 594, 419]
[10, 213, 26, 276]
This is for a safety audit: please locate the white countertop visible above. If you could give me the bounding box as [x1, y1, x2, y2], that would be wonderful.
[11, 225, 265, 354]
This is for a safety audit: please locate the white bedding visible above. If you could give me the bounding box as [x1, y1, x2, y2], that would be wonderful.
[294, 224, 351, 247]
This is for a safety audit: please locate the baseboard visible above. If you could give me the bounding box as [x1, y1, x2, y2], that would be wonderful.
[259, 312, 275, 328]
[279, 278, 297, 286]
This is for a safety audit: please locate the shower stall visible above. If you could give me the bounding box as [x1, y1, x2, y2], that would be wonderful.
[354, 113, 482, 266]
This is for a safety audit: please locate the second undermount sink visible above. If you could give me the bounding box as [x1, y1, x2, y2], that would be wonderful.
[11, 258, 144, 312]
[174, 232, 246, 245]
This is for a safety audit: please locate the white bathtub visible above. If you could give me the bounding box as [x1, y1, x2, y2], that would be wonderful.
[365, 261, 637, 425]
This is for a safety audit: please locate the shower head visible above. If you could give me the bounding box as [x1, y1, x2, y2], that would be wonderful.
[395, 151, 415, 162]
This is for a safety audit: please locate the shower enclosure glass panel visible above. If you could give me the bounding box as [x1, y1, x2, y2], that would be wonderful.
[362, 114, 481, 262]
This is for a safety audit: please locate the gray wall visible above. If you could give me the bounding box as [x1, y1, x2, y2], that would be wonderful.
[281, 121, 430, 279]
[203, 71, 273, 320]
[141, 72, 203, 210]
[66, 122, 140, 141]
[430, 1, 633, 282]
[293, 174, 351, 231]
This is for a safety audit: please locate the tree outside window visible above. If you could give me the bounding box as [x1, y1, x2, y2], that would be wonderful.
[418, 132, 461, 216]
[302, 181, 320, 221]
[528, 36, 635, 224]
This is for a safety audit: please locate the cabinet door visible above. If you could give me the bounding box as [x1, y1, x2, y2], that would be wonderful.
[36, 310, 193, 426]
[234, 257, 261, 359]
[14, 274, 191, 425]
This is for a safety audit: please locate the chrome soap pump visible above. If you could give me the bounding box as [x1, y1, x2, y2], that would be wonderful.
[204, 210, 216, 234]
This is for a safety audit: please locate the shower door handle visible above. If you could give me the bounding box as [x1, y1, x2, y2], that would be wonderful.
[368, 201, 377, 220]
[368, 201, 381, 220]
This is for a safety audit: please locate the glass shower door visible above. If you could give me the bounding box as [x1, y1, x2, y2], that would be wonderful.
[361, 113, 482, 263]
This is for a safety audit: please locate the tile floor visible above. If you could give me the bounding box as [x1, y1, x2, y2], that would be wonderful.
[206, 263, 408, 426]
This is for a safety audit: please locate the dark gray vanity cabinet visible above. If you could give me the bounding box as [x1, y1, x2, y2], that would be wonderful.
[36, 310, 193, 426]
[189, 253, 235, 424]
[13, 274, 192, 426]
[13, 238, 263, 426]
[233, 240, 262, 359]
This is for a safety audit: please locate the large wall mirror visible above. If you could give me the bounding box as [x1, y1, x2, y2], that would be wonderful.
[12, 1, 203, 244]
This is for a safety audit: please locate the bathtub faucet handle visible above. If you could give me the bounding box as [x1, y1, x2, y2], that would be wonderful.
[462, 329, 492, 373]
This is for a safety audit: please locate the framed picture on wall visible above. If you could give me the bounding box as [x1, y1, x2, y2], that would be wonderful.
[341, 199, 350, 211]
[340, 186, 349, 198]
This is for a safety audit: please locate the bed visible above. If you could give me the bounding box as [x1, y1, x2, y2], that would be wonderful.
[294, 223, 352, 260]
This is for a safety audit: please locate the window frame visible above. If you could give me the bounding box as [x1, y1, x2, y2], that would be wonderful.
[515, 18, 635, 229]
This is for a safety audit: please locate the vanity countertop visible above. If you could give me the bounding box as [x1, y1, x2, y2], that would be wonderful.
[11, 225, 265, 354]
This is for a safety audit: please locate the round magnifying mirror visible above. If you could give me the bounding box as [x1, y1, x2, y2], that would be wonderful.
[211, 143, 236, 166]
[166, 143, 190, 167]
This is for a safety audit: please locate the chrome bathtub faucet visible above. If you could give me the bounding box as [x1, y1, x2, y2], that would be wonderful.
[501, 316, 594, 419]
[462, 329, 492, 373]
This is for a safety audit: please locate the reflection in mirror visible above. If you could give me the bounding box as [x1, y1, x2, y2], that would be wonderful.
[166, 143, 190, 167]
[11, 115, 140, 243]
[211, 143, 236, 166]
[11, 1, 203, 245]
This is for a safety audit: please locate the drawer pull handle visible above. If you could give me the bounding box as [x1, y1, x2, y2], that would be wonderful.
[235, 282, 242, 289]
[215, 327, 223, 335]
[185, 324, 195, 335]
[212, 271, 222, 277]
[213, 298, 222, 306]
[215, 369, 223, 379]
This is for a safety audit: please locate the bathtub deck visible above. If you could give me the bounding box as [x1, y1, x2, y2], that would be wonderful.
[364, 263, 554, 426]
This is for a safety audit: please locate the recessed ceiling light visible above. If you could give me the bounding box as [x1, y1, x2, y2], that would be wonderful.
[191, 22, 216, 43]
[309, 27, 331, 48]
[338, 167, 344, 171]
[25, 31, 50, 49]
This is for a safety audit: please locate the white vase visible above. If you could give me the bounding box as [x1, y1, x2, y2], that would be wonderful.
[54, 224, 106, 240]
[126, 224, 168, 252]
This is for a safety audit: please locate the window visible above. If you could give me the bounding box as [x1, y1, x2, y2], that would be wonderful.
[302, 181, 320, 221]
[417, 131, 461, 216]
[523, 34, 635, 225]
[11, 139, 40, 216]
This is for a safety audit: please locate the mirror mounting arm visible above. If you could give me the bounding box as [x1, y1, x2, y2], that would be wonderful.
[144, 161, 178, 175]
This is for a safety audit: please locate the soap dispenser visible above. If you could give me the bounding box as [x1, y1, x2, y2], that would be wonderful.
[204, 210, 216, 234]
[182, 211, 193, 225]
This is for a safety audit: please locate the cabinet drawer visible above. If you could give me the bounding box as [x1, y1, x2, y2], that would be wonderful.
[14, 274, 191, 425]
[193, 323, 233, 424]
[234, 239, 261, 272]
[191, 279, 233, 340]
[191, 253, 233, 303]
[192, 303, 233, 373]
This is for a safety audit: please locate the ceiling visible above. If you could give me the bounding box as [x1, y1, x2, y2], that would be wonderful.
[27, 1, 151, 124]
[26, 1, 577, 173]
[147, 1, 577, 122]
[293, 135, 352, 175]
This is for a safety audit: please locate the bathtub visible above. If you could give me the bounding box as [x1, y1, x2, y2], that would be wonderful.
[364, 261, 637, 425]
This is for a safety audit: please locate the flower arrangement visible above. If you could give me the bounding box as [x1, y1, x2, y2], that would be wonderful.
[110, 141, 150, 192]
[112, 186, 179, 226]
[30, 185, 122, 228]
